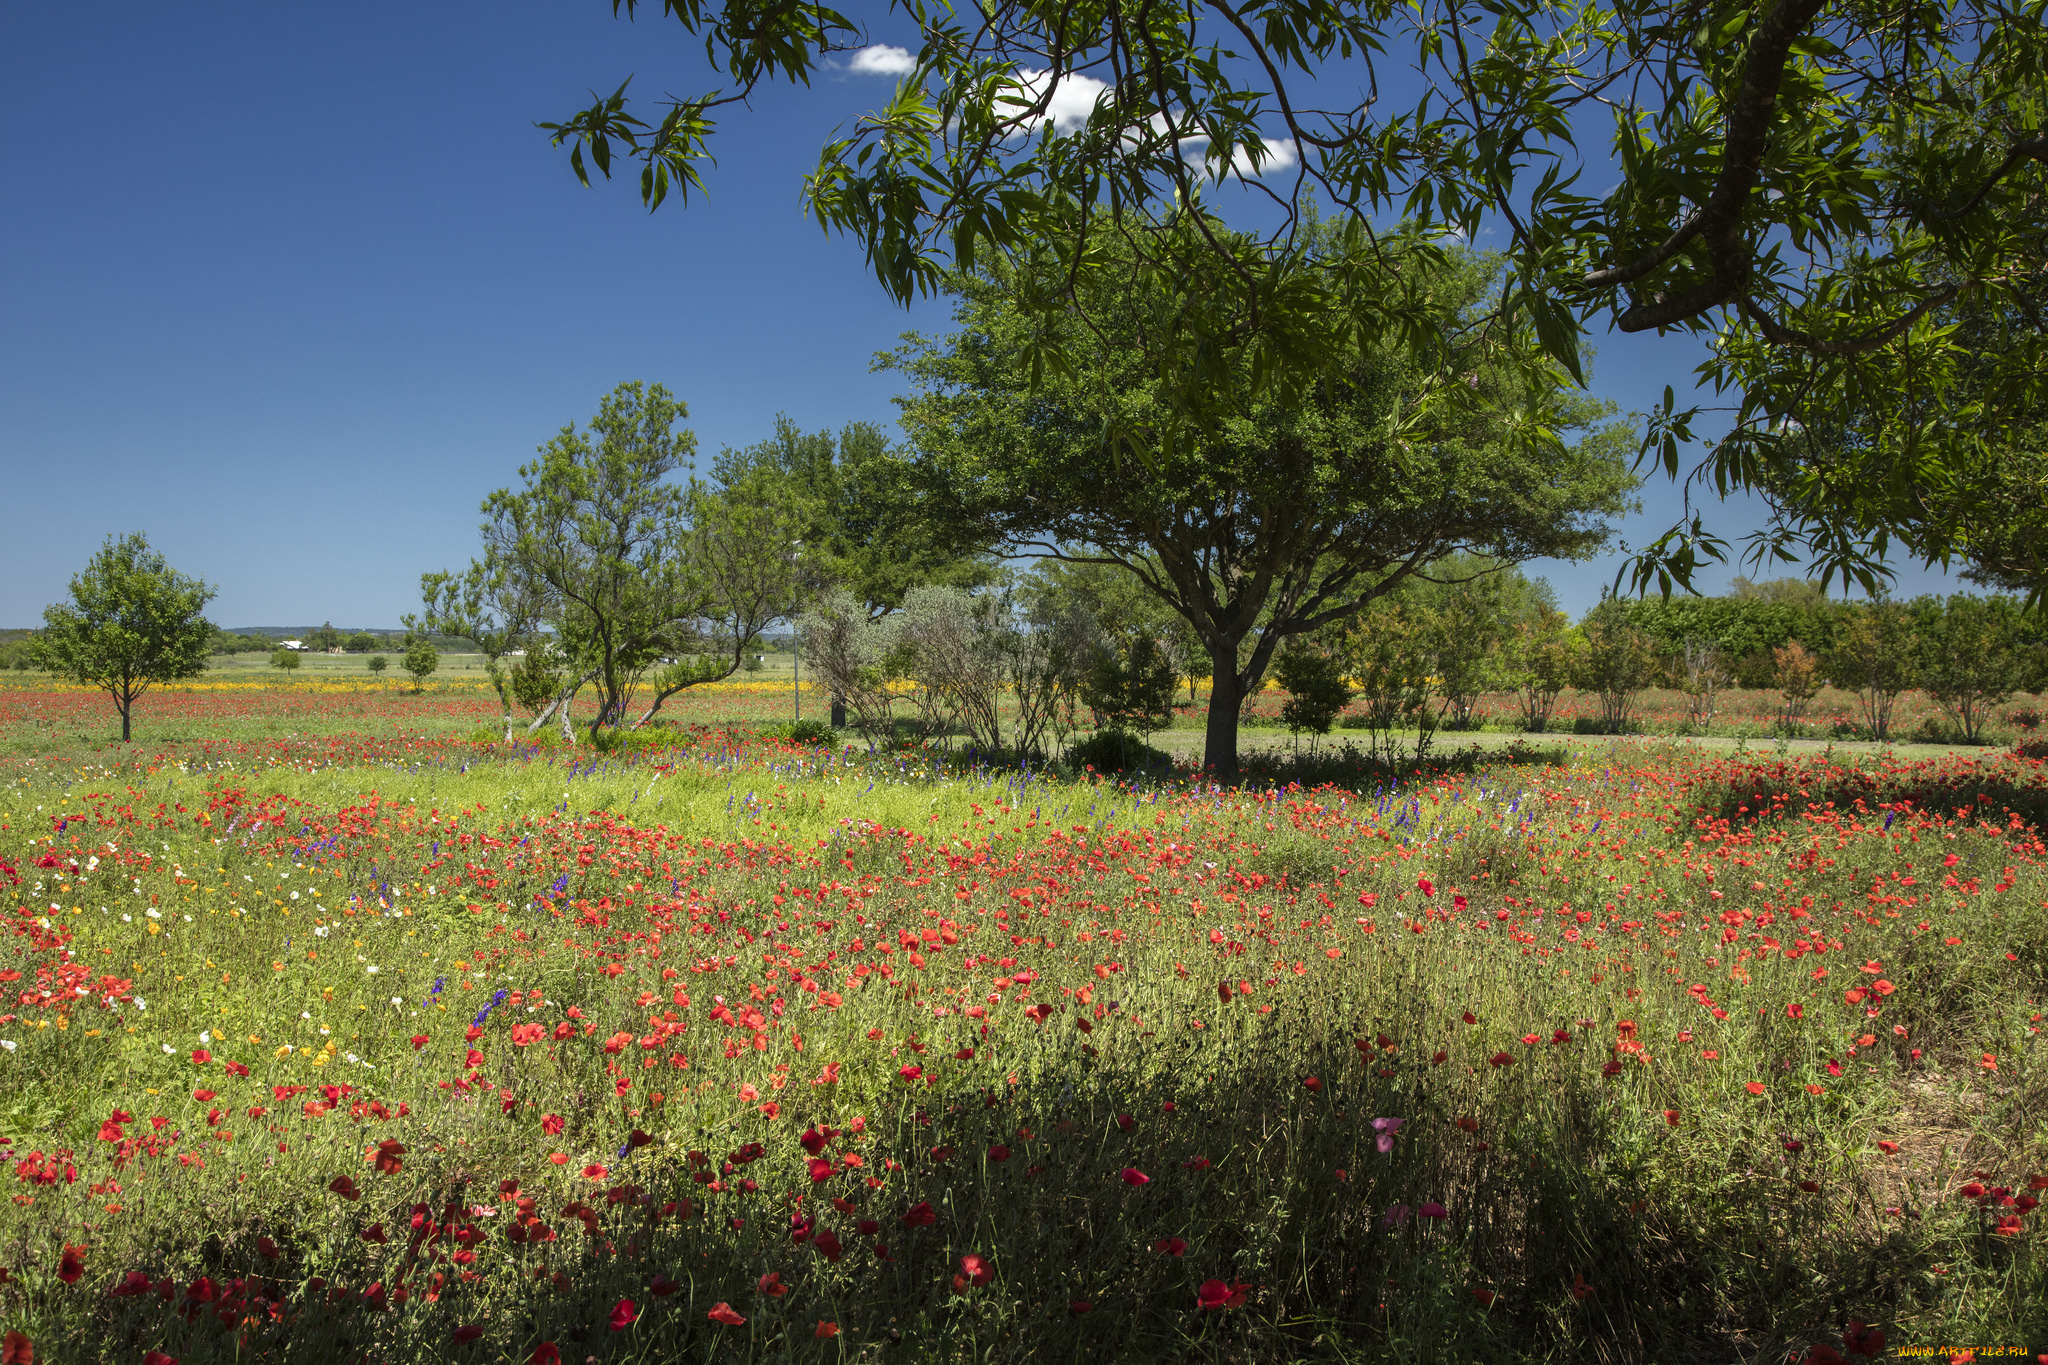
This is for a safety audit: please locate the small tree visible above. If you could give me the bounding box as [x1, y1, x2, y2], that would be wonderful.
[1680, 635, 1728, 731]
[367, 654, 389, 679]
[1773, 639, 1822, 725]
[1824, 600, 1914, 741]
[1078, 633, 1178, 769]
[1916, 595, 2022, 744]
[1573, 602, 1658, 734]
[270, 648, 302, 675]
[1343, 602, 1440, 766]
[799, 590, 900, 738]
[31, 532, 216, 742]
[1506, 612, 1577, 733]
[1275, 636, 1355, 751]
[403, 639, 440, 692]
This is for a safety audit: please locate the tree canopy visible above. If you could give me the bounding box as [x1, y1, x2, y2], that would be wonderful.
[463, 381, 805, 741]
[31, 533, 216, 742]
[874, 225, 1637, 778]
[712, 415, 995, 616]
[542, 0, 2048, 594]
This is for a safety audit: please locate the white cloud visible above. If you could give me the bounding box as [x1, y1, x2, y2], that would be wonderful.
[1013, 68, 1111, 133]
[848, 45, 917, 76]
[1187, 134, 1300, 180]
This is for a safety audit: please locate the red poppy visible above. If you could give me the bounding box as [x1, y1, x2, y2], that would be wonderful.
[1571, 1272, 1593, 1301]
[1154, 1237, 1187, 1256]
[813, 1228, 844, 1262]
[329, 1175, 361, 1201]
[1490, 1052, 1514, 1067]
[1302, 1076, 1322, 1092]
[1472, 1287, 1496, 1306]
[1662, 1110, 1680, 1127]
[707, 1302, 745, 1326]
[608, 1299, 637, 1331]
[359, 1223, 388, 1244]
[988, 1143, 1011, 1162]
[0, 1337, 29, 1365]
[410, 1035, 429, 1050]
[56, 1247, 85, 1284]
[1745, 1082, 1766, 1096]
[649, 1274, 681, 1297]
[1120, 1167, 1151, 1186]
[1843, 1322, 1886, 1358]
[373, 1139, 406, 1174]
[582, 1164, 608, 1180]
[452, 1325, 484, 1345]
[541, 1114, 565, 1136]
[1417, 877, 1434, 897]
[1196, 1279, 1247, 1310]
[142, 1355, 174, 1365]
[901, 1201, 937, 1228]
[256, 1236, 280, 1259]
[759, 1272, 787, 1298]
[191, 1049, 211, 1066]
[958, 1253, 994, 1287]
[807, 1157, 834, 1182]
[111, 1270, 153, 1297]
[1069, 1300, 1092, 1314]
[814, 1322, 839, 1339]
[529, 1345, 561, 1365]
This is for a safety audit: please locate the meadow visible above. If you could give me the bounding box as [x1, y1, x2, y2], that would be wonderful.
[0, 678, 2043, 1364]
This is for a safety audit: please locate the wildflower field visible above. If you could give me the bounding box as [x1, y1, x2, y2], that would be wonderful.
[0, 684, 2043, 1364]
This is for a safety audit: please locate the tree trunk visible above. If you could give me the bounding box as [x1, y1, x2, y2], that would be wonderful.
[119, 692, 132, 743]
[1203, 645, 1242, 783]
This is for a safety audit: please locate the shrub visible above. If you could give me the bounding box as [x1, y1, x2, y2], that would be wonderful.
[1066, 729, 1173, 776]
[762, 719, 838, 746]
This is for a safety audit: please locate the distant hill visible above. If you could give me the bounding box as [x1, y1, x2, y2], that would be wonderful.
[225, 627, 406, 637]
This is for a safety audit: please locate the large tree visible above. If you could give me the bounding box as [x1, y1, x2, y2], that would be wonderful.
[541, 0, 2048, 594]
[31, 533, 216, 742]
[877, 225, 1637, 779]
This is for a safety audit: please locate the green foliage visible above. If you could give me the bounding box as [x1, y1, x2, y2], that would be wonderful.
[1340, 599, 1439, 765]
[268, 648, 301, 673]
[30, 533, 217, 742]
[1572, 601, 1659, 734]
[1080, 635, 1178, 739]
[1504, 611, 1582, 734]
[366, 654, 388, 676]
[344, 630, 378, 653]
[1823, 600, 1916, 742]
[714, 415, 996, 616]
[546, 0, 2048, 600]
[473, 382, 804, 742]
[402, 639, 440, 690]
[1621, 585, 1845, 690]
[1914, 594, 2024, 743]
[879, 222, 1636, 778]
[1063, 728, 1173, 776]
[1274, 637, 1354, 744]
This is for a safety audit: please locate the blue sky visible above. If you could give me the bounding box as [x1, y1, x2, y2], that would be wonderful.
[0, 2, 1964, 629]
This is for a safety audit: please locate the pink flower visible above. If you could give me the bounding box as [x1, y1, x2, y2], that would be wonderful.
[1419, 1201, 1447, 1220]
[1120, 1167, 1150, 1186]
[1372, 1117, 1403, 1154]
[1381, 1203, 1411, 1227]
